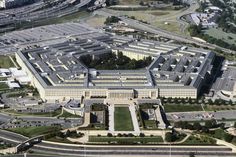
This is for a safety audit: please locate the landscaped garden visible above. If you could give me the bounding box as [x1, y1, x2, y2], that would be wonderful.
[89, 134, 163, 144]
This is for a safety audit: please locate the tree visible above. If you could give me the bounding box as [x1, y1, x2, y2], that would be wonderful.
[107, 133, 113, 137]
[205, 119, 217, 129]
[165, 132, 177, 142]
[139, 1, 144, 6]
[165, 132, 173, 142]
[188, 24, 202, 37]
[139, 133, 145, 137]
[224, 133, 234, 143]
[104, 16, 120, 25]
[193, 122, 202, 131]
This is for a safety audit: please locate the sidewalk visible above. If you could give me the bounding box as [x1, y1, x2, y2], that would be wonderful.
[108, 104, 114, 132]
[129, 104, 140, 134]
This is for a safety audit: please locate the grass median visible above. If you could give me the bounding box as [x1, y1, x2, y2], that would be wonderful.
[89, 136, 163, 144]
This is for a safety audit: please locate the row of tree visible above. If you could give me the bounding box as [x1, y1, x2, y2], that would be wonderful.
[174, 120, 223, 133]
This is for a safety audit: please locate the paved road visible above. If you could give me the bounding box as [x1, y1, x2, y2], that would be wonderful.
[0, 129, 235, 156]
[0, 129, 28, 144]
[31, 143, 236, 156]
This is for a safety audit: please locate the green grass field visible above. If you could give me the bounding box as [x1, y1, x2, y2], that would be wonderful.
[182, 135, 216, 145]
[58, 110, 81, 118]
[8, 126, 61, 138]
[0, 82, 9, 91]
[163, 104, 203, 113]
[0, 55, 14, 68]
[0, 77, 7, 81]
[114, 107, 133, 131]
[89, 136, 163, 144]
[4, 108, 62, 117]
[143, 120, 158, 129]
[204, 28, 236, 45]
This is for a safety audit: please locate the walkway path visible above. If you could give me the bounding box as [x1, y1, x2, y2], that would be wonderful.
[108, 104, 114, 132]
[129, 104, 140, 134]
[9, 56, 19, 68]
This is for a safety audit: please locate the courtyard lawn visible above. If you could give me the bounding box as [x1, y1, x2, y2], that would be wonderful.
[143, 120, 158, 129]
[0, 55, 15, 68]
[8, 126, 61, 138]
[114, 107, 133, 131]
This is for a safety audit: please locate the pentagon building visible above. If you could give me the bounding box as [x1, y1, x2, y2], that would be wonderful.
[15, 24, 215, 102]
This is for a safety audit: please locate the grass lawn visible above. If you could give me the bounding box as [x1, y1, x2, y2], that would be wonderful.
[6, 92, 27, 98]
[204, 28, 236, 45]
[143, 120, 158, 129]
[58, 110, 81, 118]
[85, 15, 106, 27]
[0, 55, 14, 68]
[89, 136, 163, 144]
[182, 135, 216, 145]
[0, 77, 7, 81]
[163, 104, 203, 113]
[114, 107, 133, 131]
[153, 21, 186, 35]
[4, 108, 62, 117]
[205, 105, 236, 111]
[8, 126, 61, 138]
[0, 82, 9, 91]
[104, 6, 189, 35]
[47, 137, 74, 144]
[205, 129, 226, 140]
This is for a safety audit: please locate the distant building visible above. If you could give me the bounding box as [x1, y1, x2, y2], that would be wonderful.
[190, 13, 218, 28]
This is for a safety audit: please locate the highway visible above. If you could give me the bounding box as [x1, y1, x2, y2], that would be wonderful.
[0, 129, 235, 156]
[0, 0, 93, 31]
[0, 129, 28, 144]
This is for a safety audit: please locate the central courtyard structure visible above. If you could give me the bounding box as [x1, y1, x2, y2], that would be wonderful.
[15, 23, 215, 103]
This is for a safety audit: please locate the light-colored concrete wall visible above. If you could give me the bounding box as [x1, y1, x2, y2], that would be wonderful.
[159, 88, 197, 98]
